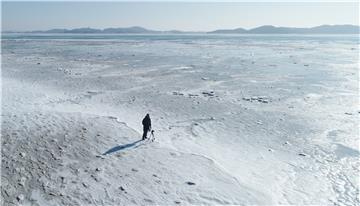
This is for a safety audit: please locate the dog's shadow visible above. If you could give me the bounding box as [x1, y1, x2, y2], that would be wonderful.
[102, 139, 142, 155]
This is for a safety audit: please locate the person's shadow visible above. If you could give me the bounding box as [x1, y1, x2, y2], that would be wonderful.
[102, 139, 142, 155]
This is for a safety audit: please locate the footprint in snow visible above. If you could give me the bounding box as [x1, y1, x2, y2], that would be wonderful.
[144, 198, 153, 203]
[116, 153, 123, 158]
[119, 186, 127, 194]
[186, 181, 196, 186]
[170, 152, 178, 157]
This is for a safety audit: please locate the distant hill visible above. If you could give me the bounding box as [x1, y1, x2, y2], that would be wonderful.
[209, 25, 360, 34]
[307, 25, 360, 34]
[3, 25, 359, 34]
[207, 28, 247, 34]
[22, 26, 160, 34]
[66, 28, 102, 33]
[102, 26, 158, 34]
[29, 27, 196, 34]
[246, 25, 296, 34]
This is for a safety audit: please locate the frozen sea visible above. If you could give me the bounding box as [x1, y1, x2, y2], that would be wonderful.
[1, 34, 359, 205]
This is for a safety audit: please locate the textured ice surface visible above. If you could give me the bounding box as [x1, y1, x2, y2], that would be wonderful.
[1, 34, 359, 205]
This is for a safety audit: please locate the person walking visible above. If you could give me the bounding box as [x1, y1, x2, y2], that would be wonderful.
[142, 114, 151, 140]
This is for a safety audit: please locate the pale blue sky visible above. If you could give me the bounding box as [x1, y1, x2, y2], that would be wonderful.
[2, 2, 359, 31]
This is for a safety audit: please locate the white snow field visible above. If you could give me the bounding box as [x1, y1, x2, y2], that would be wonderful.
[1, 34, 359, 205]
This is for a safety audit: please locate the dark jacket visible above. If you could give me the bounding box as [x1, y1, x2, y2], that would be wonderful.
[142, 115, 151, 130]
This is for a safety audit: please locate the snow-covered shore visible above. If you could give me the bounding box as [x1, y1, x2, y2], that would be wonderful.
[1, 34, 359, 205]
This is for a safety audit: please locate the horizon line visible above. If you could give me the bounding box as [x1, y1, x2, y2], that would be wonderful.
[3, 24, 360, 33]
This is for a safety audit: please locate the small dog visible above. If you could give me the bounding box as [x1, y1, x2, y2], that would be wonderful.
[150, 130, 155, 142]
